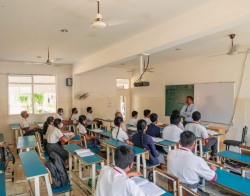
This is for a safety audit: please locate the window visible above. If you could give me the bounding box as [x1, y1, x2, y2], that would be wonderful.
[8, 75, 57, 115]
[116, 79, 129, 89]
[120, 96, 126, 120]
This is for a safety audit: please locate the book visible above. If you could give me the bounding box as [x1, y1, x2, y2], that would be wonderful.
[207, 130, 219, 135]
[131, 177, 166, 196]
[37, 123, 43, 127]
[75, 149, 94, 157]
[202, 124, 210, 128]
[64, 132, 74, 136]
[92, 129, 103, 133]
[151, 137, 164, 142]
[156, 123, 164, 126]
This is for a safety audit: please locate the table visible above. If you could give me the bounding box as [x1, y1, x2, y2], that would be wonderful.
[68, 135, 84, 144]
[86, 121, 97, 129]
[205, 126, 226, 152]
[17, 136, 37, 153]
[35, 122, 44, 129]
[102, 138, 148, 178]
[19, 151, 52, 196]
[0, 133, 4, 142]
[66, 123, 74, 132]
[64, 144, 105, 196]
[97, 118, 113, 129]
[215, 150, 250, 164]
[154, 139, 177, 152]
[0, 173, 6, 196]
[10, 123, 22, 146]
[89, 128, 112, 138]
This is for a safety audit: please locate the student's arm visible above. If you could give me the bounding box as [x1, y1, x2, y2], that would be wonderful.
[201, 127, 210, 143]
[180, 106, 188, 117]
[60, 134, 75, 145]
[127, 171, 142, 177]
[85, 134, 96, 140]
[125, 140, 134, 146]
[62, 120, 73, 125]
[184, 105, 197, 117]
[62, 130, 71, 133]
[148, 137, 159, 157]
[23, 127, 37, 133]
[156, 128, 161, 138]
[196, 158, 217, 183]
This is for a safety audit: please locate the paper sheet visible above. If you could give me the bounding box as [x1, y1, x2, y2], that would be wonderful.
[151, 137, 164, 142]
[156, 123, 164, 126]
[92, 129, 103, 133]
[64, 132, 74, 136]
[37, 123, 43, 127]
[207, 130, 219, 135]
[202, 124, 210, 128]
[130, 176, 149, 186]
[140, 182, 166, 196]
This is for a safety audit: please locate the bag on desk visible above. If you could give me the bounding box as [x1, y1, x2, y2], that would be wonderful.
[45, 152, 69, 189]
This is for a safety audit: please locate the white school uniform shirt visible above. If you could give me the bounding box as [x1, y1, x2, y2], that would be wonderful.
[77, 123, 87, 135]
[71, 114, 78, 124]
[112, 127, 129, 142]
[180, 104, 197, 122]
[44, 125, 54, 140]
[94, 166, 146, 196]
[128, 117, 138, 126]
[121, 123, 127, 132]
[86, 113, 93, 121]
[54, 113, 63, 121]
[47, 127, 64, 143]
[162, 124, 183, 152]
[167, 122, 184, 131]
[185, 122, 209, 140]
[20, 118, 30, 129]
[144, 117, 152, 125]
[167, 147, 216, 192]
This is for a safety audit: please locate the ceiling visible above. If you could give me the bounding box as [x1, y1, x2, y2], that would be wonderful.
[0, 0, 211, 64]
[112, 21, 250, 70]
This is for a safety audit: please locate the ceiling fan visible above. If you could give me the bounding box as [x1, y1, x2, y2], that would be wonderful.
[210, 34, 247, 57]
[25, 48, 62, 66]
[127, 68, 154, 73]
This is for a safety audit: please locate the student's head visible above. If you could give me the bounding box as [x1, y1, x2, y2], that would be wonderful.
[114, 116, 124, 128]
[58, 108, 64, 115]
[170, 115, 181, 126]
[87, 107, 92, 113]
[43, 116, 54, 134]
[72, 108, 78, 114]
[150, 113, 158, 123]
[115, 145, 135, 171]
[132, 111, 138, 118]
[180, 131, 196, 150]
[144, 109, 151, 118]
[21, 111, 29, 118]
[115, 112, 123, 118]
[192, 111, 201, 121]
[137, 119, 147, 149]
[186, 96, 194, 105]
[79, 115, 86, 125]
[54, 118, 62, 129]
[172, 110, 180, 117]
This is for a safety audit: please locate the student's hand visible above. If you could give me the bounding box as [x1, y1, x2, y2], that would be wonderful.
[209, 164, 217, 171]
[33, 127, 37, 131]
[71, 134, 75, 139]
[67, 130, 71, 132]
[127, 171, 143, 177]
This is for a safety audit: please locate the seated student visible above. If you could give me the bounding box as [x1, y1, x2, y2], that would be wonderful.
[86, 107, 103, 128]
[167, 131, 217, 194]
[43, 116, 54, 150]
[146, 113, 161, 138]
[185, 111, 218, 160]
[162, 115, 183, 152]
[128, 111, 138, 126]
[70, 107, 78, 125]
[54, 108, 73, 129]
[77, 115, 96, 145]
[171, 110, 184, 130]
[143, 109, 152, 125]
[47, 119, 75, 166]
[115, 112, 128, 133]
[94, 145, 145, 196]
[20, 110, 43, 140]
[132, 120, 162, 169]
[112, 117, 133, 145]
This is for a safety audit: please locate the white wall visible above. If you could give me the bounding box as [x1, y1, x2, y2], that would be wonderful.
[131, 54, 250, 144]
[0, 61, 72, 143]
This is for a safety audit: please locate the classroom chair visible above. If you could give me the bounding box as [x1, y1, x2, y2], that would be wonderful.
[35, 132, 49, 161]
[241, 167, 250, 179]
[239, 144, 250, 155]
[224, 126, 248, 150]
[179, 184, 200, 196]
[100, 125, 107, 130]
[110, 126, 115, 131]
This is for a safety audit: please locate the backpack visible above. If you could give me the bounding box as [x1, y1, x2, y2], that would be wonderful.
[45, 152, 69, 189]
[0, 142, 15, 172]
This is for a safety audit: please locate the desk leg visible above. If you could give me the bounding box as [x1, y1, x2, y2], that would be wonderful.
[174, 144, 177, 150]
[69, 154, 72, 181]
[74, 156, 77, 171]
[101, 161, 104, 168]
[199, 140, 203, 158]
[217, 136, 220, 152]
[136, 154, 140, 172]
[92, 163, 96, 196]
[106, 146, 110, 165]
[216, 155, 221, 163]
[34, 177, 40, 196]
[142, 153, 146, 178]
[79, 160, 82, 179]
[168, 146, 171, 152]
[112, 148, 115, 165]
[15, 129, 19, 147]
[45, 174, 52, 196]
[26, 148, 29, 152]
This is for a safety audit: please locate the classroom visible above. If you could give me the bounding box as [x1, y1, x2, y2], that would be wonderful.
[1, 0, 250, 196]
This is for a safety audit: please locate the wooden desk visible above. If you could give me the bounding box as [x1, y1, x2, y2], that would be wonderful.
[206, 126, 226, 152]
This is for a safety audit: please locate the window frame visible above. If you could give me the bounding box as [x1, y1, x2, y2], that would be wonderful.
[7, 74, 57, 116]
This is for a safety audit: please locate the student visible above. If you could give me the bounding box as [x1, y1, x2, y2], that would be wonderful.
[115, 112, 128, 133]
[20, 110, 43, 139]
[128, 111, 138, 126]
[86, 107, 103, 128]
[132, 119, 161, 167]
[54, 108, 73, 129]
[180, 96, 197, 127]
[47, 119, 75, 165]
[146, 113, 161, 138]
[94, 145, 145, 196]
[162, 115, 183, 152]
[185, 111, 218, 160]
[77, 115, 96, 144]
[171, 110, 184, 130]
[112, 117, 133, 145]
[43, 116, 54, 150]
[167, 131, 217, 193]
[70, 107, 78, 124]
[143, 109, 152, 125]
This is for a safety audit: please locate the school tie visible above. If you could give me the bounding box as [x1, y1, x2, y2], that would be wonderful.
[185, 105, 189, 112]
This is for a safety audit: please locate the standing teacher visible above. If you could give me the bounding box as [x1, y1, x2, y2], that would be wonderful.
[180, 96, 197, 127]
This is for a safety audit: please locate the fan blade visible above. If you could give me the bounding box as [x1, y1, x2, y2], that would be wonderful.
[107, 13, 150, 27]
[86, 29, 101, 37]
[25, 62, 44, 64]
[53, 64, 64, 67]
[146, 70, 154, 73]
[51, 58, 62, 62]
[208, 54, 226, 57]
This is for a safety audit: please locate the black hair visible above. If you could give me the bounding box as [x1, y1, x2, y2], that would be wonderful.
[87, 107, 92, 112]
[192, 111, 201, 121]
[180, 131, 196, 147]
[150, 113, 158, 123]
[115, 145, 135, 169]
[70, 108, 77, 119]
[58, 108, 63, 113]
[187, 96, 194, 101]
[137, 119, 147, 149]
[170, 115, 181, 125]
[172, 110, 180, 117]
[54, 118, 62, 129]
[114, 117, 123, 139]
[132, 111, 138, 117]
[43, 116, 54, 135]
[79, 115, 86, 127]
[144, 109, 151, 117]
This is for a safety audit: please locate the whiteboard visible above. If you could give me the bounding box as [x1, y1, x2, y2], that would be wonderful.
[194, 83, 234, 124]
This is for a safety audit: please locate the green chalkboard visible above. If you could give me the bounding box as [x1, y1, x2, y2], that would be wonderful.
[165, 85, 194, 116]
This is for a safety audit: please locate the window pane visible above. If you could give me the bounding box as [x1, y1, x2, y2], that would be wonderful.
[33, 76, 55, 83]
[9, 76, 32, 83]
[9, 84, 33, 114]
[33, 85, 56, 114]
